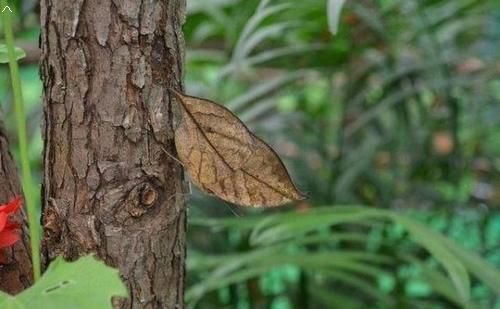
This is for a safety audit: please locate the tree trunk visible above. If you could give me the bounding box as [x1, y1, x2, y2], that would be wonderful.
[0, 118, 33, 294]
[39, 1, 187, 308]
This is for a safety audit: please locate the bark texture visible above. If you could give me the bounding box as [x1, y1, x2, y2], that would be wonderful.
[0, 117, 33, 294]
[39, 1, 187, 308]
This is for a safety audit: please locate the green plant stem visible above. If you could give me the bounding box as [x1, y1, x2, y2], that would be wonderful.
[1, 1, 41, 281]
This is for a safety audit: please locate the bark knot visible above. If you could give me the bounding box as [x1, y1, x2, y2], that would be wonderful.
[140, 185, 157, 207]
[128, 182, 158, 218]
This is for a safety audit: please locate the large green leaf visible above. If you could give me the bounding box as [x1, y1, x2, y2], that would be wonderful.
[0, 256, 128, 309]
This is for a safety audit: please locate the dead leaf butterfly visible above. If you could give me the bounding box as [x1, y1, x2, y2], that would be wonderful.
[170, 89, 305, 207]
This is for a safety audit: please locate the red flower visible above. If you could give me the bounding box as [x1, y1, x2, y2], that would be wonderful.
[0, 196, 21, 263]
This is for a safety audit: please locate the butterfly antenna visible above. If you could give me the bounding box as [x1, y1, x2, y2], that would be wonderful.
[159, 144, 185, 168]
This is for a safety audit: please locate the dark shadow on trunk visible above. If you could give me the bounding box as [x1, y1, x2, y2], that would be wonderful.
[0, 116, 33, 294]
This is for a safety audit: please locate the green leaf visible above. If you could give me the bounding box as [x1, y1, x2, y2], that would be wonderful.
[318, 269, 393, 305]
[0, 44, 26, 63]
[0, 255, 128, 309]
[390, 214, 471, 304]
[327, 0, 346, 35]
[249, 206, 380, 245]
[442, 236, 500, 296]
[403, 255, 468, 307]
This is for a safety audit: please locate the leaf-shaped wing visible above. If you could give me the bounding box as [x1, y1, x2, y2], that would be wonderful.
[171, 89, 304, 207]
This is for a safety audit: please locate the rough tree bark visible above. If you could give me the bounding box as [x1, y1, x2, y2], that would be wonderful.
[39, 1, 187, 308]
[0, 117, 33, 294]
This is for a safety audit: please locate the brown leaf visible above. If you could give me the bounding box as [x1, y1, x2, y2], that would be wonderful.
[170, 89, 304, 207]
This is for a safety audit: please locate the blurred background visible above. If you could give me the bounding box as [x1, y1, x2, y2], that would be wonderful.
[1, 0, 499, 308]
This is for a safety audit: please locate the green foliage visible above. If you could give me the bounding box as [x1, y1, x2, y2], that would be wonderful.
[184, 0, 500, 207]
[188, 207, 500, 308]
[0, 44, 25, 63]
[0, 256, 127, 308]
[182, 0, 499, 307]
